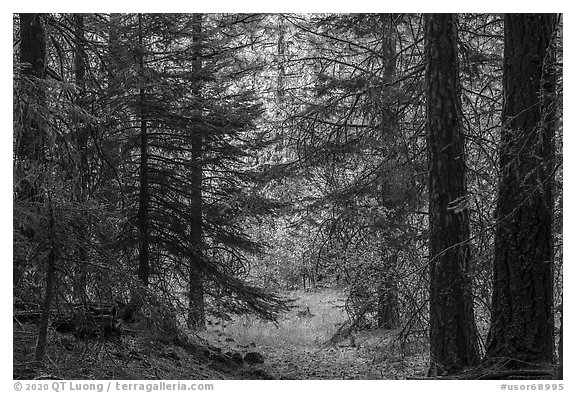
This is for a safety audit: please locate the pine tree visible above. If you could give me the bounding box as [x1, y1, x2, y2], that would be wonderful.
[14, 13, 47, 291]
[187, 13, 206, 330]
[425, 13, 479, 376]
[104, 13, 286, 323]
[485, 13, 558, 368]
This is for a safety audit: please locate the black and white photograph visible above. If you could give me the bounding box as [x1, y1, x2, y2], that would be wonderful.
[12, 12, 563, 385]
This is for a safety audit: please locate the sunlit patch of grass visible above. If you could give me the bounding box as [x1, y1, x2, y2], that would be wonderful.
[216, 288, 347, 348]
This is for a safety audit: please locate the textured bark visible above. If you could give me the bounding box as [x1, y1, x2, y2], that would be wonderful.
[187, 13, 206, 330]
[18, 13, 54, 365]
[15, 13, 47, 291]
[558, 307, 562, 379]
[485, 14, 557, 368]
[16, 13, 47, 197]
[137, 14, 150, 286]
[425, 13, 480, 376]
[20, 14, 46, 80]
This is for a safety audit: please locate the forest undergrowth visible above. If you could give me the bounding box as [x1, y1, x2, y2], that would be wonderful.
[14, 288, 428, 380]
[200, 289, 429, 379]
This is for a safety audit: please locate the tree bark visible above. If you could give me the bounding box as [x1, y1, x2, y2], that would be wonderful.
[72, 13, 89, 302]
[18, 13, 46, 159]
[73, 14, 89, 201]
[485, 14, 558, 368]
[20, 14, 46, 80]
[425, 13, 480, 376]
[276, 14, 286, 104]
[17, 13, 54, 366]
[187, 13, 206, 330]
[377, 254, 399, 329]
[35, 198, 57, 365]
[101, 13, 123, 208]
[15, 14, 47, 291]
[557, 305, 562, 379]
[377, 14, 400, 330]
[137, 14, 150, 286]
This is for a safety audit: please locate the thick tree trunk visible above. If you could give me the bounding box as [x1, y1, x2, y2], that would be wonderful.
[485, 14, 558, 368]
[557, 305, 562, 379]
[137, 14, 150, 286]
[17, 14, 45, 159]
[19, 14, 46, 80]
[425, 13, 480, 376]
[187, 13, 206, 330]
[15, 14, 47, 291]
[18, 13, 54, 366]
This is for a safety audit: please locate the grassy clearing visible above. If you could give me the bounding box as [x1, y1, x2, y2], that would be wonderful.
[213, 288, 347, 348]
[202, 288, 429, 379]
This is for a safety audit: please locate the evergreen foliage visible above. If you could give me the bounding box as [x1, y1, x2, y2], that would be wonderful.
[12, 13, 562, 378]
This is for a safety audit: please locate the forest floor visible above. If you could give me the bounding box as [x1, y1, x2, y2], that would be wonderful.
[199, 289, 428, 379]
[13, 289, 428, 380]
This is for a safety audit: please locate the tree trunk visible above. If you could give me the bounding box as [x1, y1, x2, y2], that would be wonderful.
[35, 198, 57, 365]
[557, 305, 562, 379]
[376, 14, 400, 330]
[73, 13, 89, 202]
[136, 14, 151, 286]
[14, 13, 47, 291]
[19, 13, 46, 80]
[17, 13, 46, 160]
[72, 13, 88, 302]
[377, 254, 399, 329]
[484, 14, 558, 368]
[425, 13, 480, 376]
[102, 13, 123, 208]
[276, 14, 286, 104]
[17, 13, 54, 366]
[187, 13, 206, 330]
